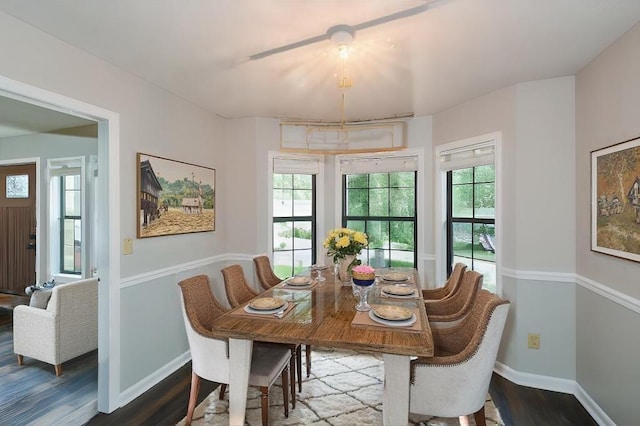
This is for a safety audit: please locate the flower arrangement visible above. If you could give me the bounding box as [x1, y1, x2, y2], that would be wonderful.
[323, 228, 368, 264]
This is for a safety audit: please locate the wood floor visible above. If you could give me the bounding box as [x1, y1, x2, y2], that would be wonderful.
[1, 307, 596, 426]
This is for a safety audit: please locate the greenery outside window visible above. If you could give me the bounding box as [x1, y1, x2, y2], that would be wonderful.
[343, 171, 417, 268]
[447, 164, 495, 291]
[273, 173, 315, 278]
[60, 174, 82, 274]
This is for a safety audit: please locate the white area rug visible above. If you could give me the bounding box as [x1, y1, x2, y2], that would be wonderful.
[177, 348, 503, 426]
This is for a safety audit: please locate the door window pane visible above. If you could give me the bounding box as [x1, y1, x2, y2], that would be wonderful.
[6, 175, 28, 198]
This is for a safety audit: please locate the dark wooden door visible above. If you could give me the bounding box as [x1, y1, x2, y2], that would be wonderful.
[0, 164, 36, 294]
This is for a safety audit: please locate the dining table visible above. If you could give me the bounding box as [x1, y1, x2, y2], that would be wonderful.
[212, 266, 434, 426]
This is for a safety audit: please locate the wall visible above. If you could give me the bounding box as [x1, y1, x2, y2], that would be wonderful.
[433, 77, 577, 381]
[575, 21, 640, 425]
[0, 10, 225, 406]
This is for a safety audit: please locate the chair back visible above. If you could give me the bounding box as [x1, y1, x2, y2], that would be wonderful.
[221, 264, 260, 307]
[178, 275, 230, 383]
[425, 270, 482, 320]
[253, 255, 282, 291]
[423, 262, 467, 300]
[410, 290, 510, 418]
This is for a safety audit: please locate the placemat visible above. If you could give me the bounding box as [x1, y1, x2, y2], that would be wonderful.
[230, 301, 296, 320]
[351, 304, 422, 332]
[278, 279, 318, 291]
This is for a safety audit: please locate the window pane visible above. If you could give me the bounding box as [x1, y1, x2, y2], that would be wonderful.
[293, 249, 312, 274]
[273, 222, 293, 251]
[62, 219, 81, 273]
[389, 250, 413, 267]
[6, 175, 28, 198]
[369, 189, 389, 216]
[452, 168, 473, 184]
[65, 190, 81, 216]
[474, 223, 495, 262]
[346, 174, 368, 188]
[390, 172, 414, 187]
[370, 173, 388, 188]
[390, 188, 414, 217]
[346, 188, 368, 216]
[390, 221, 414, 250]
[452, 184, 473, 217]
[273, 174, 292, 188]
[367, 247, 389, 268]
[65, 174, 80, 190]
[364, 220, 388, 249]
[293, 189, 312, 216]
[273, 189, 292, 216]
[474, 183, 495, 218]
[293, 222, 312, 249]
[475, 165, 495, 182]
[293, 174, 312, 189]
[273, 251, 292, 279]
[452, 222, 473, 260]
[346, 220, 365, 233]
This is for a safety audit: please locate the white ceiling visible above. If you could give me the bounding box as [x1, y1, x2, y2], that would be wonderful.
[1, 0, 640, 124]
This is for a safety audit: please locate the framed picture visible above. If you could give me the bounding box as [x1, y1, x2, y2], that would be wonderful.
[591, 136, 640, 262]
[137, 153, 215, 238]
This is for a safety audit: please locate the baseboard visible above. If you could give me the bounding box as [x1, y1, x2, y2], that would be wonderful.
[494, 362, 614, 425]
[119, 351, 191, 407]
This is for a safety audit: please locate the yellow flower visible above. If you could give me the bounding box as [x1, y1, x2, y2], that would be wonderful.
[336, 235, 350, 248]
[354, 232, 368, 245]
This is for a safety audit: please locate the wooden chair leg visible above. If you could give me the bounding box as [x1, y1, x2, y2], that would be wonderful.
[282, 366, 289, 418]
[289, 351, 296, 408]
[17, 355, 23, 366]
[54, 364, 62, 377]
[473, 405, 486, 426]
[259, 386, 269, 426]
[305, 344, 312, 377]
[218, 383, 227, 400]
[296, 345, 303, 392]
[186, 372, 201, 426]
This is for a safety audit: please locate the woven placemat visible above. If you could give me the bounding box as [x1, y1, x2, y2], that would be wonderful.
[351, 304, 422, 332]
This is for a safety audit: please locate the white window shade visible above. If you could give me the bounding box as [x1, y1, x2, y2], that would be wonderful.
[438, 141, 494, 171]
[48, 157, 83, 176]
[273, 156, 321, 175]
[339, 154, 419, 174]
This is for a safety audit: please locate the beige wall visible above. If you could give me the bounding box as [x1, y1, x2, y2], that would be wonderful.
[575, 22, 640, 425]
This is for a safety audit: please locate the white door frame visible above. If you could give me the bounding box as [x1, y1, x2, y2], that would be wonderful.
[0, 75, 121, 413]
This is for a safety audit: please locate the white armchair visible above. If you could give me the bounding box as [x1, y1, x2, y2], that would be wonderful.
[13, 277, 98, 376]
[410, 289, 510, 425]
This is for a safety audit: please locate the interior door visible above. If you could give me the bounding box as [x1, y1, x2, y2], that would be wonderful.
[0, 164, 36, 293]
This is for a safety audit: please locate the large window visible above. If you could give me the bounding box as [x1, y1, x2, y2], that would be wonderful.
[447, 165, 495, 291]
[272, 173, 315, 278]
[343, 171, 417, 268]
[60, 174, 82, 274]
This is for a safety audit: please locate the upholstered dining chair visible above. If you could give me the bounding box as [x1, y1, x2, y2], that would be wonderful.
[424, 269, 483, 327]
[222, 264, 303, 396]
[253, 255, 313, 381]
[422, 262, 467, 301]
[409, 289, 510, 425]
[178, 275, 292, 426]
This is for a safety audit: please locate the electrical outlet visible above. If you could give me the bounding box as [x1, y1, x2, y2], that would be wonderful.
[123, 237, 134, 255]
[527, 333, 540, 350]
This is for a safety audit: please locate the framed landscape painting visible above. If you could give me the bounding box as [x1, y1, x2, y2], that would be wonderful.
[137, 153, 215, 238]
[591, 136, 640, 262]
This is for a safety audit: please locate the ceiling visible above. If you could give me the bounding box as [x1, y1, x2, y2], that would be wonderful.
[1, 0, 640, 125]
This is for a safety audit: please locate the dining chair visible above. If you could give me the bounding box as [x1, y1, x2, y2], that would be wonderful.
[178, 274, 292, 426]
[409, 289, 510, 425]
[253, 255, 313, 381]
[424, 270, 483, 327]
[422, 262, 467, 301]
[221, 264, 302, 397]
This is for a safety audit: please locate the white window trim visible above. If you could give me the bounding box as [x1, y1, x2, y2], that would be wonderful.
[434, 132, 502, 294]
[267, 151, 325, 265]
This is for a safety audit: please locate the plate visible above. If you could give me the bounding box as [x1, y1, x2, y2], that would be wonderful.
[381, 285, 415, 297]
[249, 297, 286, 310]
[286, 276, 313, 286]
[381, 272, 410, 282]
[369, 310, 417, 327]
[310, 264, 328, 271]
[244, 300, 288, 315]
[373, 305, 413, 321]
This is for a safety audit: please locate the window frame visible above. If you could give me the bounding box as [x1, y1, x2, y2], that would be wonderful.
[59, 174, 82, 275]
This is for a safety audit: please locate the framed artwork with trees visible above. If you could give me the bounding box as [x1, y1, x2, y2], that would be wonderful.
[591, 136, 640, 262]
[137, 153, 215, 238]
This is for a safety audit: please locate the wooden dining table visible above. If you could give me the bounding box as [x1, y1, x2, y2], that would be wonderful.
[212, 267, 433, 426]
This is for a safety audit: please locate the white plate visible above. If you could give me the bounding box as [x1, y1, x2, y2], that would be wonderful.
[381, 285, 415, 296]
[286, 276, 313, 286]
[248, 297, 286, 310]
[368, 310, 417, 327]
[244, 301, 289, 315]
[380, 272, 410, 282]
[373, 305, 413, 321]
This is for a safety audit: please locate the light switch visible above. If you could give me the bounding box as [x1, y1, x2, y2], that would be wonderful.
[123, 237, 134, 255]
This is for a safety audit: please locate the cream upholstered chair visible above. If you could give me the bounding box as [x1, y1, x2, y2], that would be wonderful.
[179, 275, 292, 426]
[409, 289, 510, 425]
[253, 255, 313, 381]
[14, 277, 98, 376]
[422, 262, 467, 301]
[222, 264, 304, 396]
[424, 269, 482, 327]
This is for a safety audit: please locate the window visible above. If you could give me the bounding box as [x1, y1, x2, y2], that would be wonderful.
[5, 174, 29, 198]
[343, 171, 417, 268]
[60, 174, 82, 274]
[272, 173, 316, 278]
[447, 165, 495, 291]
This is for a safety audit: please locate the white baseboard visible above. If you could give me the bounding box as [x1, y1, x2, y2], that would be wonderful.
[574, 383, 616, 426]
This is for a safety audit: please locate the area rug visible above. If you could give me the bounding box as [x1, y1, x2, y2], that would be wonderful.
[177, 347, 503, 426]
